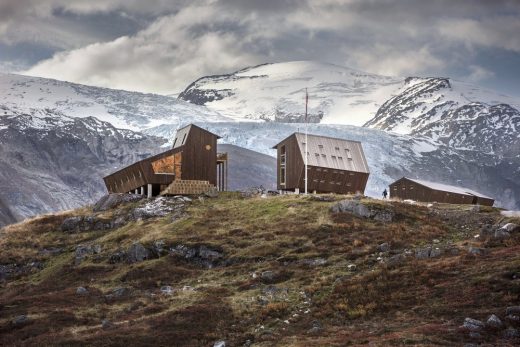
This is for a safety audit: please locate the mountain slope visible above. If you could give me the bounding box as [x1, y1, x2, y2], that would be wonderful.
[178, 61, 403, 125]
[0, 72, 231, 131]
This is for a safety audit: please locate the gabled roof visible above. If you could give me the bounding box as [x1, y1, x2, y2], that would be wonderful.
[172, 123, 221, 149]
[273, 132, 370, 174]
[404, 177, 493, 200]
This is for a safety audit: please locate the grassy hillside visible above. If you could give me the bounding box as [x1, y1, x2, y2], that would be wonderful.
[0, 193, 519, 346]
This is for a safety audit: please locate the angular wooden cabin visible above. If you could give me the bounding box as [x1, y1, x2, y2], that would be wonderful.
[103, 124, 227, 196]
[272, 132, 370, 194]
[389, 177, 494, 206]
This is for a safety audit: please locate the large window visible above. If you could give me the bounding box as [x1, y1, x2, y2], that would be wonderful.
[280, 145, 286, 185]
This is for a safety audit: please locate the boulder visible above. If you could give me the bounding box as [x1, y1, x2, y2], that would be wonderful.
[160, 286, 174, 295]
[386, 253, 406, 267]
[61, 216, 83, 232]
[486, 314, 503, 329]
[101, 319, 113, 329]
[468, 247, 486, 256]
[12, 315, 28, 326]
[205, 188, 219, 198]
[415, 247, 431, 259]
[170, 244, 224, 268]
[93, 193, 143, 212]
[330, 199, 394, 222]
[260, 271, 275, 282]
[377, 242, 390, 252]
[307, 320, 322, 335]
[494, 229, 511, 240]
[150, 240, 166, 258]
[462, 318, 485, 332]
[309, 195, 335, 202]
[506, 306, 520, 315]
[109, 250, 127, 264]
[347, 264, 357, 271]
[502, 328, 520, 339]
[213, 341, 226, 347]
[76, 286, 89, 295]
[506, 314, 520, 323]
[429, 247, 442, 258]
[301, 258, 327, 267]
[501, 223, 520, 233]
[127, 242, 150, 263]
[75, 244, 95, 265]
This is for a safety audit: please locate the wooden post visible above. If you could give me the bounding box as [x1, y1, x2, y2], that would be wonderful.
[140, 186, 144, 195]
[147, 184, 152, 198]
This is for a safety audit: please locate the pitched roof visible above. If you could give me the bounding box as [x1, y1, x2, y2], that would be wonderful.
[275, 132, 369, 173]
[172, 124, 221, 149]
[405, 177, 493, 200]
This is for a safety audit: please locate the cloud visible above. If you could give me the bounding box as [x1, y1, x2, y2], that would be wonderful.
[15, 0, 520, 95]
[466, 65, 495, 82]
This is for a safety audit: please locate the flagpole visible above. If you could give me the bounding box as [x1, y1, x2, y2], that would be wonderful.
[305, 88, 308, 195]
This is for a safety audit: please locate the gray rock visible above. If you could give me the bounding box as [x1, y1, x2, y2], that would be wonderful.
[415, 247, 431, 259]
[213, 341, 226, 347]
[309, 195, 335, 202]
[61, 216, 83, 232]
[463, 317, 485, 331]
[331, 200, 371, 217]
[377, 242, 390, 252]
[486, 314, 503, 329]
[502, 328, 520, 339]
[261, 271, 275, 281]
[127, 242, 149, 263]
[75, 244, 95, 265]
[373, 211, 394, 223]
[205, 188, 219, 198]
[170, 244, 224, 268]
[101, 319, 113, 329]
[468, 331, 482, 339]
[347, 264, 357, 271]
[471, 205, 481, 213]
[243, 340, 252, 347]
[386, 253, 406, 267]
[468, 247, 486, 256]
[109, 250, 126, 264]
[93, 193, 143, 212]
[307, 320, 322, 334]
[429, 247, 442, 258]
[160, 286, 174, 295]
[106, 287, 129, 300]
[506, 314, 520, 323]
[506, 306, 520, 315]
[501, 223, 520, 233]
[150, 240, 166, 258]
[12, 315, 28, 325]
[480, 224, 494, 237]
[494, 229, 511, 240]
[302, 258, 327, 267]
[76, 286, 89, 295]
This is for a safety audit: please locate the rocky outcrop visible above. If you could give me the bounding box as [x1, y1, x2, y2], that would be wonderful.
[170, 244, 224, 268]
[330, 200, 394, 222]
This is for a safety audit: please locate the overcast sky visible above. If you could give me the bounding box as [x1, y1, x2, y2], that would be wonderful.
[1, 0, 519, 96]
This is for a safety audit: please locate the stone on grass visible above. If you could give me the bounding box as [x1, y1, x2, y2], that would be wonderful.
[415, 247, 431, 259]
[307, 320, 322, 335]
[127, 242, 149, 263]
[501, 223, 520, 233]
[468, 247, 486, 256]
[102, 319, 113, 329]
[347, 264, 357, 271]
[12, 315, 28, 325]
[213, 341, 226, 347]
[463, 317, 485, 332]
[506, 306, 520, 316]
[386, 254, 406, 267]
[160, 286, 174, 295]
[502, 328, 520, 339]
[429, 247, 442, 258]
[377, 242, 390, 252]
[486, 314, 503, 329]
[76, 286, 88, 295]
[260, 271, 275, 282]
[494, 229, 511, 240]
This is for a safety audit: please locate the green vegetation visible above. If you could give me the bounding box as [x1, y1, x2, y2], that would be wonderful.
[0, 194, 519, 346]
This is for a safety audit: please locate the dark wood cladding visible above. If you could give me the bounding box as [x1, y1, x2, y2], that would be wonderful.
[273, 132, 370, 194]
[103, 124, 221, 195]
[389, 177, 494, 206]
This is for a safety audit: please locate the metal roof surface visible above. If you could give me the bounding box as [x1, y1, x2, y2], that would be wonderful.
[406, 177, 493, 199]
[293, 132, 369, 173]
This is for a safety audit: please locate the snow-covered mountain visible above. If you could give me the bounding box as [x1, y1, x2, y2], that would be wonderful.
[1, 61, 519, 226]
[0, 72, 232, 131]
[178, 61, 403, 125]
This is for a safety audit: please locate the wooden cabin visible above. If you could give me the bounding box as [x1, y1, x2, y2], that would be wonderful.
[389, 177, 494, 206]
[103, 124, 227, 197]
[272, 132, 370, 194]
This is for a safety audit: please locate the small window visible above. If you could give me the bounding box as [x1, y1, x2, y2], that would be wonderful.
[347, 182, 352, 187]
[338, 156, 343, 160]
[281, 145, 286, 155]
[182, 133, 187, 144]
[316, 168, 321, 172]
[323, 169, 328, 172]
[280, 167, 286, 185]
[331, 155, 336, 159]
[321, 154, 326, 158]
[318, 145, 324, 149]
[173, 138, 177, 147]
[315, 153, 320, 157]
[330, 181, 335, 185]
[345, 149, 352, 159]
[335, 147, 340, 151]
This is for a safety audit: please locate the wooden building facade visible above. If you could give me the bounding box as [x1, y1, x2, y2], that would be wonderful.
[103, 124, 227, 197]
[389, 177, 494, 206]
[272, 132, 370, 194]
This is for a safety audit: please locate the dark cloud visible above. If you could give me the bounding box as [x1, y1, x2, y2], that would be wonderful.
[0, 0, 516, 96]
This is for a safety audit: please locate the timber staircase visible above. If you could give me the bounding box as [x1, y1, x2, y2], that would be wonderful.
[160, 179, 216, 196]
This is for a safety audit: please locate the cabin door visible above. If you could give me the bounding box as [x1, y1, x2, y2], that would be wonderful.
[471, 196, 478, 204]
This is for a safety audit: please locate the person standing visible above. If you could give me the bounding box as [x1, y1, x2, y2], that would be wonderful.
[382, 189, 388, 199]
